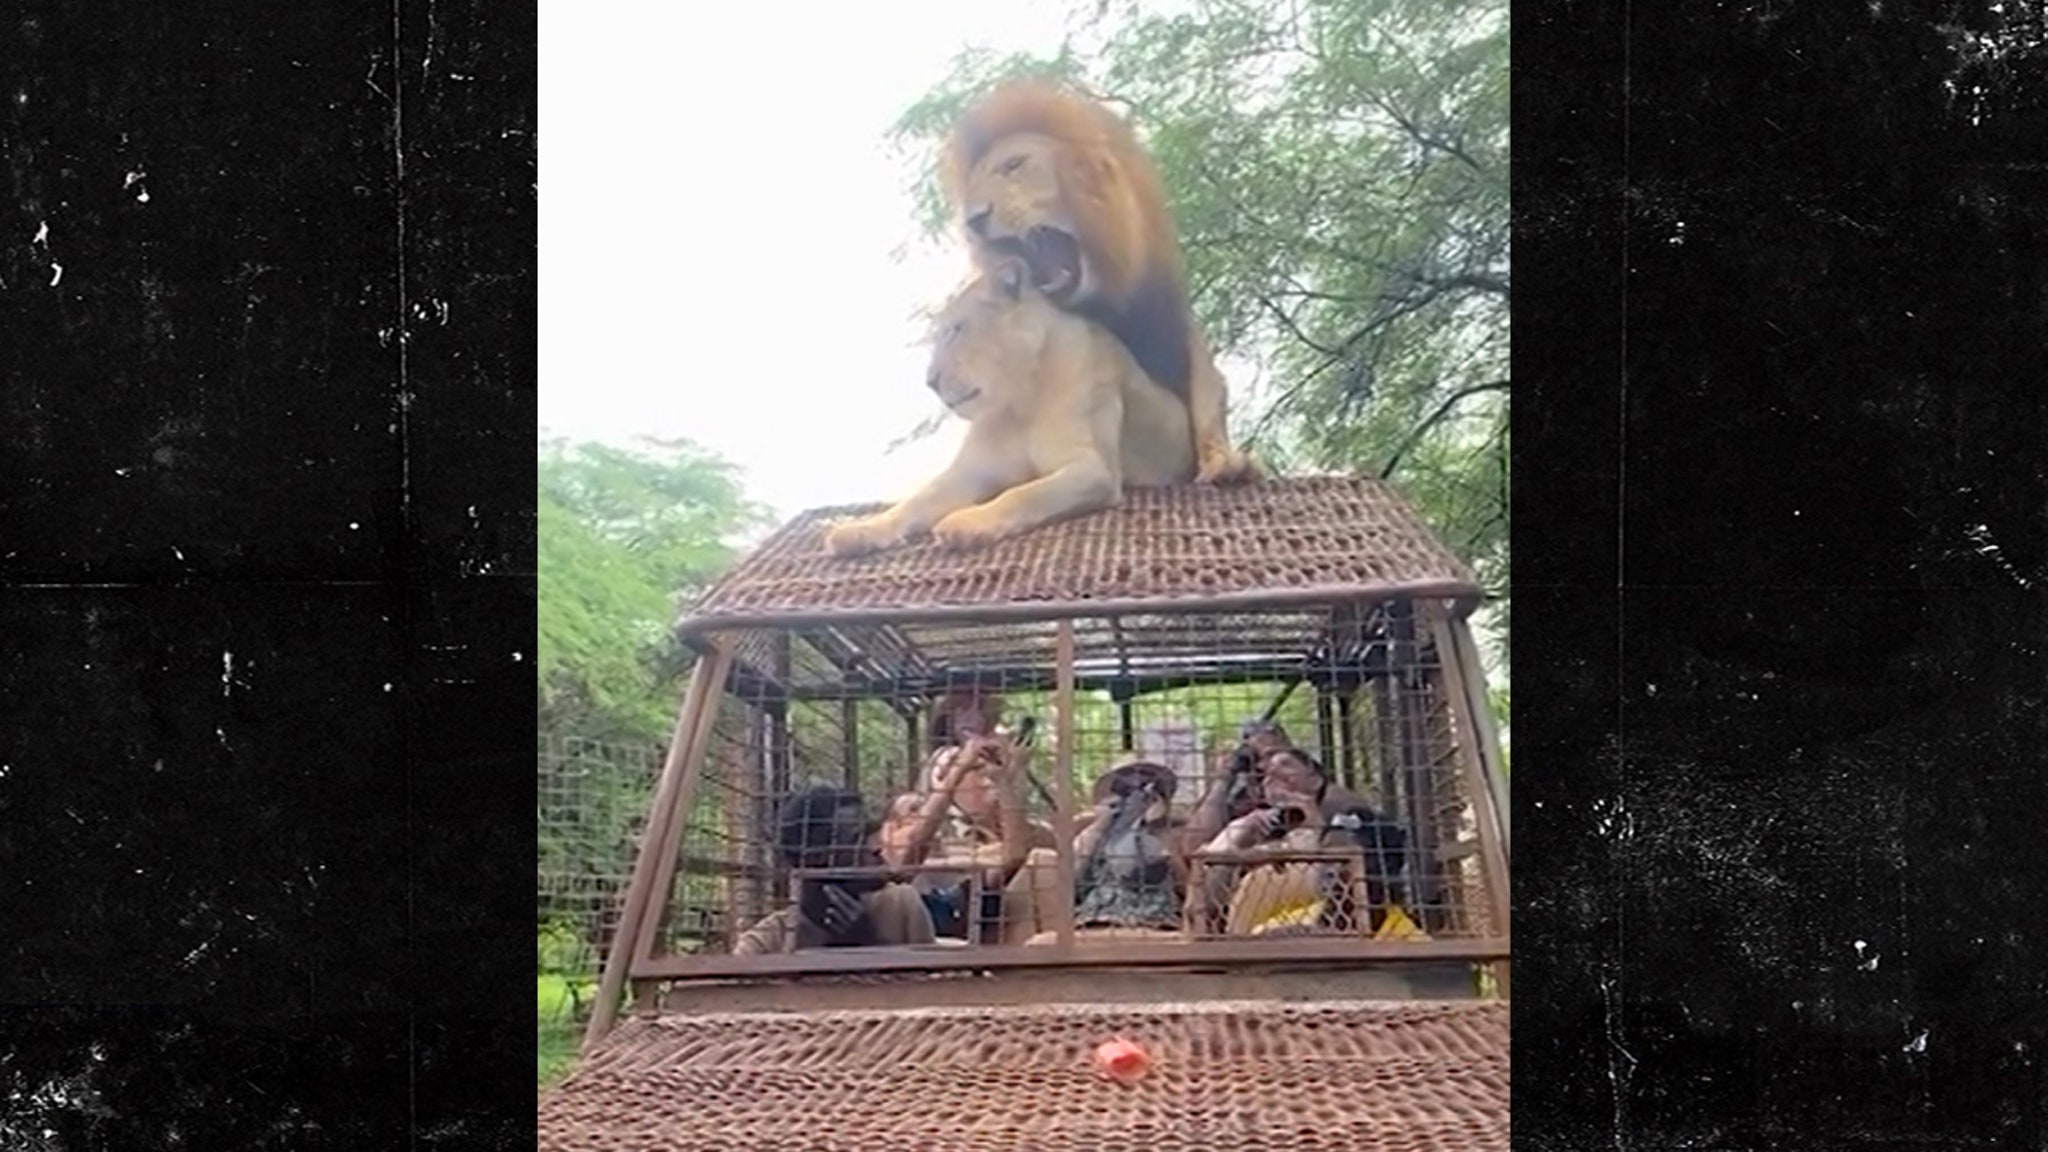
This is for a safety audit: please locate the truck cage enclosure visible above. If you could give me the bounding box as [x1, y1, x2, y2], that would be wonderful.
[585, 476, 1511, 1045]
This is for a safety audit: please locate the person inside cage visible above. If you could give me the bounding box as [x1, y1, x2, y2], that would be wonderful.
[730, 785, 936, 955]
[1064, 760, 1187, 936]
[875, 693, 1059, 944]
[1177, 718, 1297, 856]
[1184, 738, 1426, 940]
[926, 686, 1003, 750]
[873, 734, 1046, 943]
[1180, 718, 1385, 850]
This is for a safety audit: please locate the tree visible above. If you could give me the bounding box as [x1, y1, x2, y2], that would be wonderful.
[537, 434, 767, 742]
[892, 0, 1510, 656]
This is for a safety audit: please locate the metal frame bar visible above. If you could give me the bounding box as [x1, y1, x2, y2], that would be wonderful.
[633, 935, 1508, 980]
[656, 963, 1484, 1014]
[1442, 616, 1511, 860]
[583, 644, 733, 1050]
[1046, 621, 1079, 948]
[678, 582, 1482, 641]
[1428, 608, 1513, 997]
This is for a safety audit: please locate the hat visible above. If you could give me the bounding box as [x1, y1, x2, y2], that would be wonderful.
[1090, 760, 1179, 806]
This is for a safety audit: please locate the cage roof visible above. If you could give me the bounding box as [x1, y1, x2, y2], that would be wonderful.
[676, 476, 1482, 639]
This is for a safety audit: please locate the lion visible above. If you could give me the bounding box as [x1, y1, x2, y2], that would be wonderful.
[824, 257, 1194, 557]
[940, 78, 1260, 486]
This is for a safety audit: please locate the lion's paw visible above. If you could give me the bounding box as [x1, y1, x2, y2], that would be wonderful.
[824, 516, 904, 558]
[931, 506, 1012, 551]
[1195, 444, 1262, 486]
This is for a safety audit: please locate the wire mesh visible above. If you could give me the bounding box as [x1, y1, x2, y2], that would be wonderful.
[538, 735, 662, 1077]
[643, 596, 1503, 964]
[541, 1001, 1510, 1152]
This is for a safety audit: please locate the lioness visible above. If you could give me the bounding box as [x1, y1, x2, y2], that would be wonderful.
[824, 259, 1193, 557]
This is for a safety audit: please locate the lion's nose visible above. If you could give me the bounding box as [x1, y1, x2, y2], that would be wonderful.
[964, 205, 993, 237]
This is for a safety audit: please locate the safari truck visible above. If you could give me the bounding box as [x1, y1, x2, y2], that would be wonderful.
[538, 476, 1510, 1151]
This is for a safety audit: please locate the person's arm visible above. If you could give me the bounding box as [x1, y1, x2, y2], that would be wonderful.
[863, 884, 937, 945]
[1166, 827, 1191, 891]
[900, 747, 970, 862]
[988, 735, 1032, 880]
[1072, 797, 1119, 862]
[1195, 809, 1282, 856]
[730, 908, 795, 956]
[1180, 747, 1251, 854]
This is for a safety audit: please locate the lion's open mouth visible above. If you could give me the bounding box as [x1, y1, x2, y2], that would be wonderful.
[945, 387, 982, 412]
[1022, 227, 1081, 298]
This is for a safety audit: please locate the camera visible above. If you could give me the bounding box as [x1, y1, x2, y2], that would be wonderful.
[797, 873, 886, 947]
[1261, 804, 1312, 837]
[1010, 715, 1038, 748]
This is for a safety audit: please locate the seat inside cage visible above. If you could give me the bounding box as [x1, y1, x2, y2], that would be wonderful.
[583, 477, 1509, 1038]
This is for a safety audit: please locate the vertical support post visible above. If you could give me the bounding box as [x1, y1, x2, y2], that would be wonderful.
[1336, 691, 1360, 793]
[631, 642, 738, 970]
[1118, 700, 1136, 753]
[741, 708, 768, 925]
[1442, 614, 1512, 861]
[1369, 677, 1401, 812]
[904, 710, 922, 791]
[767, 635, 794, 906]
[1314, 690, 1338, 774]
[840, 698, 860, 791]
[1428, 608, 1512, 999]
[584, 643, 733, 1051]
[1328, 600, 1366, 793]
[1047, 620, 1080, 949]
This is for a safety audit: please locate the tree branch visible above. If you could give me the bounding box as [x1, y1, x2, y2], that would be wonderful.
[1378, 379, 1510, 480]
[1367, 92, 1485, 175]
[1253, 290, 1340, 358]
[1419, 271, 1511, 301]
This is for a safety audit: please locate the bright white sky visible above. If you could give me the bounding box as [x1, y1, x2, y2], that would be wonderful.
[540, 2, 1088, 526]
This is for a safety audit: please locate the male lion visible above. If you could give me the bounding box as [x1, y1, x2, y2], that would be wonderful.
[941, 78, 1260, 485]
[824, 259, 1194, 557]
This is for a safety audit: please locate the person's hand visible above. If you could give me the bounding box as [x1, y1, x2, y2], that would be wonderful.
[815, 884, 868, 939]
[1251, 807, 1290, 835]
[1223, 807, 1284, 848]
[971, 735, 1018, 785]
[1226, 742, 1261, 782]
[930, 745, 974, 792]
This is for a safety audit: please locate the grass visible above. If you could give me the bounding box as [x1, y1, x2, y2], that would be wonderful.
[539, 973, 596, 1090]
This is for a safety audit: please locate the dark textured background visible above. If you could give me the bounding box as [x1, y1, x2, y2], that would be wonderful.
[2, 1, 534, 1146]
[1515, 2, 2048, 1148]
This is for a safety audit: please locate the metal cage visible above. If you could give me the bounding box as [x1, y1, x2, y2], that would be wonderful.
[585, 477, 1510, 1045]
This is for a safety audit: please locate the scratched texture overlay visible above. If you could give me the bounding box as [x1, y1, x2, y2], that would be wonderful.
[1514, 3, 2048, 1149]
[0, 1, 534, 1147]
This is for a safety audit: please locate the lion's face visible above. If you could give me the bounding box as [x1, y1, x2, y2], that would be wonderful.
[959, 133, 1087, 300]
[925, 260, 1051, 422]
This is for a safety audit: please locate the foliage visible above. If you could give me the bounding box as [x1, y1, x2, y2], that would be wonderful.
[891, 0, 1510, 653]
[537, 434, 768, 742]
[538, 975, 581, 1088]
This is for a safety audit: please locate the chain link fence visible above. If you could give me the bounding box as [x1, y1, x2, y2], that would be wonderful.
[539, 734, 662, 1084]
